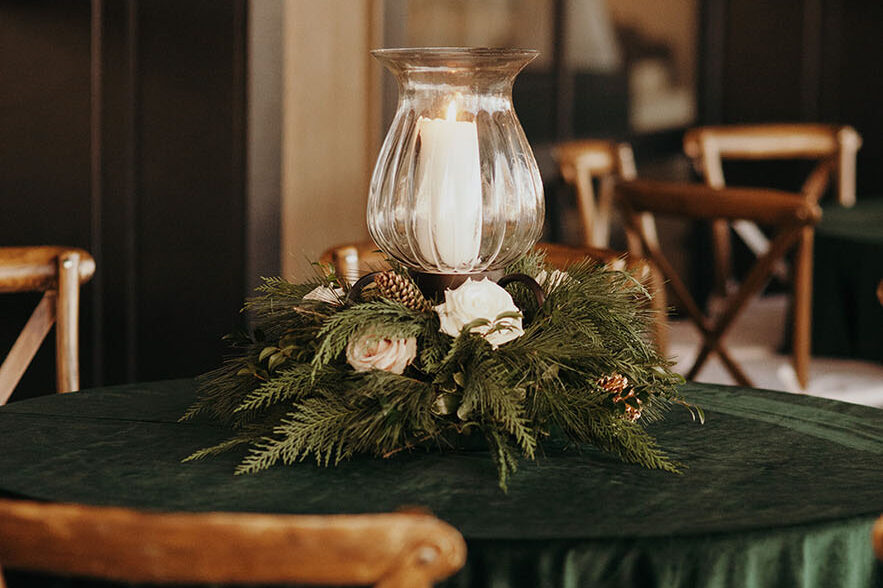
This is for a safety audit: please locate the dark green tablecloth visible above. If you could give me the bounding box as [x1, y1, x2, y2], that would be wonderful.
[813, 199, 883, 361]
[0, 379, 881, 587]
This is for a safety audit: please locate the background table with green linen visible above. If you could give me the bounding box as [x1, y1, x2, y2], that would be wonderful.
[813, 198, 883, 362]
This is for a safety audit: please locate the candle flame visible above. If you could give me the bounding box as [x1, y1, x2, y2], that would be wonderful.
[445, 98, 458, 122]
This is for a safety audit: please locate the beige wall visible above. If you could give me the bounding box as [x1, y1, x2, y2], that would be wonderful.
[282, 0, 381, 280]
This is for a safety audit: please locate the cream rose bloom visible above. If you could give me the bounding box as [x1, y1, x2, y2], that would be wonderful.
[302, 285, 345, 304]
[346, 332, 417, 374]
[434, 278, 524, 348]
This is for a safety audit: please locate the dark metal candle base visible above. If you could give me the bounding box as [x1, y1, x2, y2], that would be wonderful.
[409, 270, 504, 300]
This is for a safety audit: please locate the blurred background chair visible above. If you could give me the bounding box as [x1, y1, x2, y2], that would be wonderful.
[0, 247, 95, 405]
[0, 499, 465, 587]
[552, 139, 637, 249]
[683, 123, 862, 295]
[616, 180, 820, 389]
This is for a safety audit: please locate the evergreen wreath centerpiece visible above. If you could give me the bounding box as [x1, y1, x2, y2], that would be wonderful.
[182, 252, 696, 490]
[181, 48, 699, 490]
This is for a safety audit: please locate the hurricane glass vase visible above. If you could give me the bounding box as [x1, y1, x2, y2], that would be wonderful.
[368, 48, 544, 286]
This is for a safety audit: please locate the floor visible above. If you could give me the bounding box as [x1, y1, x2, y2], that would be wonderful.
[668, 294, 883, 408]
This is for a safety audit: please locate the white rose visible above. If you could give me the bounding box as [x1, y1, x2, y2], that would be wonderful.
[346, 332, 417, 374]
[303, 285, 345, 304]
[535, 268, 571, 293]
[434, 278, 524, 348]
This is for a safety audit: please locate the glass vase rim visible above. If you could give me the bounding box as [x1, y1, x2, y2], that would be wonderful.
[371, 47, 539, 69]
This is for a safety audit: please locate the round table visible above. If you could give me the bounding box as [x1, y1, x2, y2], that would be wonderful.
[813, 198, 883, 361]
[0, 379, 881, 587]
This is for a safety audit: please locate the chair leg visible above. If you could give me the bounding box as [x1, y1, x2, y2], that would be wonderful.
[690, 227, 803, 384]
[711, 219, 731, 296]
[0, 292, 57, 405]
[648, 262, 668, 355]
[55, 252, 81, 394]
[792, 226, 813, 390]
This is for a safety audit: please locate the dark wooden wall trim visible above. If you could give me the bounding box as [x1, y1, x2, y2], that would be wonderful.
[90, 0, 105, 383]
[799, 0, 822, 121]
[698, 0, 726, 125]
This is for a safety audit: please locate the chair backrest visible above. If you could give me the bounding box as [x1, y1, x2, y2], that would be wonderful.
[553, 140, 637, 248]
[683, 123, 862, 205]
[319, 242, 390, 286]
[0, 247, 95, 404]
[0, 499, 466, 587]
[320, 241, 645, 280]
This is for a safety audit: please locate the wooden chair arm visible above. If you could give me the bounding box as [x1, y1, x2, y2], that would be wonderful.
[615, 180, 821, 226]
[0, 247, 96, 294]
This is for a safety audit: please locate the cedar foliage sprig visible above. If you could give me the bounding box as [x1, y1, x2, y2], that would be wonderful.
[182, 253, 691, 491]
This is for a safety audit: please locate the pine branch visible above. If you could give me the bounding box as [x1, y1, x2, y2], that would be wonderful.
[484, 426, 520, 492]
[233, 363, 341, 414]
[183, 435, 255, 462]
[464, 360, 536, 459]
[235, 372, 438, 474]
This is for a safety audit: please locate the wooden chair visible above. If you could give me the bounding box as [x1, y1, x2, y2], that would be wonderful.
[552, 139, 638, 249]
[874, 514, 883, 561]
[0, 247, 95, 404]
[319, 241, 644, 279]
[0, 499, 466, 587]
[683, 123, 861, 294]
[320, 241, 667, 351]
[616, 180, 821, 389]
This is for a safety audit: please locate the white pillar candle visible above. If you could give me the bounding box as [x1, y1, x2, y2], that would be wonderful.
[414, 100, 482, 270]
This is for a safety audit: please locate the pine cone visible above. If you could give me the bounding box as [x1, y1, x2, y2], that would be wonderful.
[597, 374, 629, 395]
[375, 271, 432, 312]
[598, 374, 642, 422]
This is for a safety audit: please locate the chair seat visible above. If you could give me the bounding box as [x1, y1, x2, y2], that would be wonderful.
[0, 247, 95, 294]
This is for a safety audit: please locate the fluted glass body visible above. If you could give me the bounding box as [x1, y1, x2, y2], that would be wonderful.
[368, 48, 544, 274]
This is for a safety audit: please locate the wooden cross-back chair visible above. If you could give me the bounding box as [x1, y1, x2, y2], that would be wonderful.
[616, 180, 821, 389]
[874, 515, 883, 561]
[319, 241, 668, 351]
[552, 139, 639, 249]
[319, 242, 643, 282]
[0, 247, 95, 404]
[0, 499, 466, 588]
[683, 123, 862, 294]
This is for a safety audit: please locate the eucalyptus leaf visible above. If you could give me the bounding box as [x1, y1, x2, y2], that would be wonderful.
[268, 352, 286, 371]
[259, 346, 278, 362]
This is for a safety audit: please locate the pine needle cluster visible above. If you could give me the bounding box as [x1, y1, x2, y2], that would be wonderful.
[182, 254, 695, 491]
